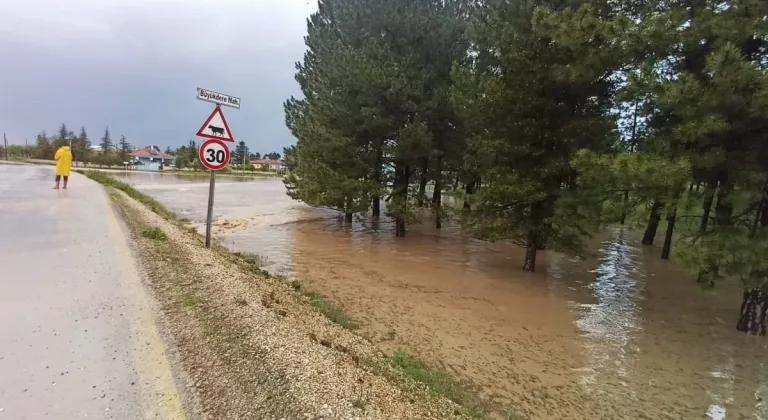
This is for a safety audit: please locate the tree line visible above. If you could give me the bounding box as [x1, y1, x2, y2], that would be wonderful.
[2, 123, 134, 167]
[284, 0, 768, 334]
[3, 127, 285, 171]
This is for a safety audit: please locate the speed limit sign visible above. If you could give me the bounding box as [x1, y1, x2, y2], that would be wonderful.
[199, 139, 231, 171]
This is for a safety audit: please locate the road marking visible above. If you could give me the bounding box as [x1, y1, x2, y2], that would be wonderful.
[101, 191, 188, 420]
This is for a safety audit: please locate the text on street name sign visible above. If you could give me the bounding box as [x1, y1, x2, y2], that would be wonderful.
[197, 88, 241, 109]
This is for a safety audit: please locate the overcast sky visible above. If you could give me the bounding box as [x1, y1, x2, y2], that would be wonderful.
[0, 0, 316, 154]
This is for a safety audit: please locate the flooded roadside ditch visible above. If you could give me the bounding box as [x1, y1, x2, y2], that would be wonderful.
[112, 172, 768, 419]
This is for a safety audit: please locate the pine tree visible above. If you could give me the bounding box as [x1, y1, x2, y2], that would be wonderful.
[118, 135, 132, 161]
[234, 141, 250, 166]
[620, 0, 768, 333]
[100, 127, 112, 154]
[55, 122, 70, 149]
[73, 126, 90, 165]
[453, 0, 631, 271]
[35, 131, 52, 159]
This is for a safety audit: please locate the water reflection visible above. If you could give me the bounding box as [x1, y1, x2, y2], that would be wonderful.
[121, 174, 768, 419]
[562, 228, 644, 400]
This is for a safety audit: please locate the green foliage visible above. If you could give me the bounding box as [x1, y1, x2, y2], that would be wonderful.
[141, 227, 167, 241]
[100, 127, 112, 153]
[453, 0, 630, 268]
[572, 151, 692, 223]
[285, 0, 468, 232]
[304, 292, 359, 330]
[389, 350, 490, 418]
[234, 141, 250, 166]
[118, 135, 132, 162]
[72, 126, 90, 164]
[83, 171, 177, 221]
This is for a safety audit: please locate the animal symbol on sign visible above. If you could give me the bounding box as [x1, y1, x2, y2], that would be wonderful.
[208, 125, 225, 136]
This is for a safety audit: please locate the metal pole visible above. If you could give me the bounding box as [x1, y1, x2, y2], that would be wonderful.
[205, 170, 216, 248]
[3, 133, 7, 160]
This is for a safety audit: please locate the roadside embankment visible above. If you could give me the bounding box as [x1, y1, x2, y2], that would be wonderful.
[92, 171, 475, 420]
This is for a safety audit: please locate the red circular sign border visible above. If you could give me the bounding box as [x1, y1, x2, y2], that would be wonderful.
[198, 138, 231, 171]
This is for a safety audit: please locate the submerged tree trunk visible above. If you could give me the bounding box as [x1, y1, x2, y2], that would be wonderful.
[417, 158, 428, 207]
[696, 181, 717, 283]
[619, 190, 629, 225]
[372, 197, 380, 219]
[464, 180, 474, 210]
[736, 289, 768, 335]
[699, 182, 716, 234]
[344, 196, 353, 224]
[642, 202, 663, 246]
[393, 163, 409, 238]
[432, 156, 443, 229]
[523, 230, 538, 272]
[372, 140, 384, 219]
[699, 172, 733, 285]
[661, 207, 677, 260]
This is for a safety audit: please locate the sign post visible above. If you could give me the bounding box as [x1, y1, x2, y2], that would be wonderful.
[196, 90, 237, 248]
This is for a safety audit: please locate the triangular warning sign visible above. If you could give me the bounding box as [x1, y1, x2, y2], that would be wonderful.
[196, 105, 235, 142]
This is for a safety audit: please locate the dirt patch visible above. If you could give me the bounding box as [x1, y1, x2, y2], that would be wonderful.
[109, 188, 472, 420]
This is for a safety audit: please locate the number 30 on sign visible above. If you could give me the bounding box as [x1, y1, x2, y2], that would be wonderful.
[199, 139, 231, 171]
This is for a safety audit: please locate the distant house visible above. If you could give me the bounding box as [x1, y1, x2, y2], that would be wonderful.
[252, 159, 286, 172]
[130, 146, 174, 171]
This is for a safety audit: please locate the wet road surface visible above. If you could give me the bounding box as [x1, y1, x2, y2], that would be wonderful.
[0, 165, 187, 419]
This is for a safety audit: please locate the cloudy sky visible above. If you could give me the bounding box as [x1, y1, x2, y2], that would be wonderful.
[0, 0, 316, 154]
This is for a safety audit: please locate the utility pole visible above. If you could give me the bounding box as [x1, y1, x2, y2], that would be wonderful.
[3, 133, 8, 161]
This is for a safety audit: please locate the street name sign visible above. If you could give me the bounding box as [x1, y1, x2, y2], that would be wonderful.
[196, 88, 241, 109]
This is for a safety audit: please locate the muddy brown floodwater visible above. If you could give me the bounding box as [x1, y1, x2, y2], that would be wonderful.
[114, 172, 768, 419]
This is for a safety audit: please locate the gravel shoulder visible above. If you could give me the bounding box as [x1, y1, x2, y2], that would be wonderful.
[108, 188, 469, 420]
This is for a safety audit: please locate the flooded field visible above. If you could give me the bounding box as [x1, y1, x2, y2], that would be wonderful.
[113, 172, 768, 419]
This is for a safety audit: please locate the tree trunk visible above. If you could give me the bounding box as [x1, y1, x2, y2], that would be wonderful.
[523, 231, 538, 272]
[432, 156, 443, 229]
[661, 207, 677, 260]
[393, 162, 409, 238]
[464, 181, 474, 210]
[736, 289, 768, 335]
[372, 140, 383, 219]
[699, 171, 733, 285]
[372, 197, 380, 219]
[642, 202, 663, 246]
[344, 194, 353, 224]
[417, 158, 428, 207]
[619, 190, 629, 225]
[699, 182, 716, 234]
[696, 181, 717, 283]
[714, 172, 733, 227]
[453, 172, 460, 190]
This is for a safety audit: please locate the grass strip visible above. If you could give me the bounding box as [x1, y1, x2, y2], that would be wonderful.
[81, 170, 178, 221]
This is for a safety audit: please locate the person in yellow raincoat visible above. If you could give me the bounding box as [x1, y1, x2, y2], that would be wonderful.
[53, 145, 73, 189]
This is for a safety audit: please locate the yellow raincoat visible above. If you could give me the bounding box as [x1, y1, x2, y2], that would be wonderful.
[54, 145, 73, 176]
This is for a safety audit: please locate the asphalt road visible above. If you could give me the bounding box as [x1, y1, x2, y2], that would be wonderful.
[0, 165, 189, 420]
